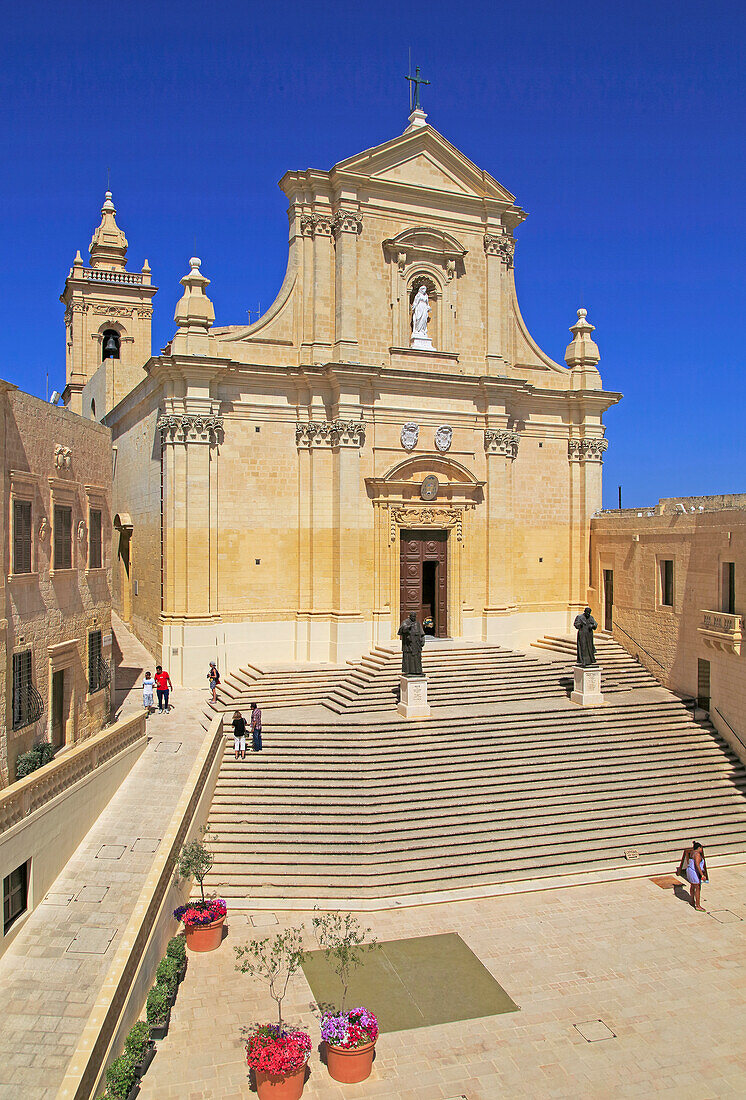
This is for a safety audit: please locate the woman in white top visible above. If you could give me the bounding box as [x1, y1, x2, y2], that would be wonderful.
[142, 671, 155, 714]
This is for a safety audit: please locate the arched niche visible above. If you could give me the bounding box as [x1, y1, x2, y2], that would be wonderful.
[383, 228, 466, 353]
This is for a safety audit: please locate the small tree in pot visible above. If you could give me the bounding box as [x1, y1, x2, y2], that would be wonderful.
[235, 926, 311, 1100]
[312, 911, 379, 1085]
[173, 827, 226, 952]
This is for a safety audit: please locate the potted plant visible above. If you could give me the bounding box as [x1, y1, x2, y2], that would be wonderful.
[166, 935, 187, 982]
[146, 985, 170, 1041]
[124, 1021, 155, 1079]
[312, 911, 379, 1084]
[104, 1051, 138, 1099]
[173, 828, 226, 952]
[235, 926, 310, 1100]
[155, 956, 181, 1006]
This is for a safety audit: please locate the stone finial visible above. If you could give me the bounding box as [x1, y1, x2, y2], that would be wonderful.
[172, 257, 215, 356]
[88, 191, 129, 270]
[565, 307, 601, 390]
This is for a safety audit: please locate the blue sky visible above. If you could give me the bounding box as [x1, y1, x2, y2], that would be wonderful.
[1, 0, 744, 507]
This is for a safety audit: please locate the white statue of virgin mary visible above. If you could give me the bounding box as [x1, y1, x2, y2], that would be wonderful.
[410, 284, 434, 350]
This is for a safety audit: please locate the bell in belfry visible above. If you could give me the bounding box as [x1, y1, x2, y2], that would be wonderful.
[102, 331, 120, 359]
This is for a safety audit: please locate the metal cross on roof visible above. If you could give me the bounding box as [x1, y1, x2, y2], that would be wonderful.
[406, 65, 430, 112]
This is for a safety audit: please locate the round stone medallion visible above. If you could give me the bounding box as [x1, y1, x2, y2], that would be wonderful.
[420, 475, 439, 501]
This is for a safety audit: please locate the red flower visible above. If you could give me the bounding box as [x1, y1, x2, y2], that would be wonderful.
[246, 1026, 311, 1076]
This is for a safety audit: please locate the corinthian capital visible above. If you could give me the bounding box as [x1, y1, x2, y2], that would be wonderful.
[484, 232, 515, 268]
[568, 437, 608, 462]
[484, 428, 521, 459]
[296, 419, 366, 448]
[332, 209, 363, 236]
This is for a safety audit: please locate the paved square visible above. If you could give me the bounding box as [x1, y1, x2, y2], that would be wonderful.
[43, 893, 73, 906]
[302, 933, 519, 1033]
[66, 928, 116, 955]
[154, 741, 181, 753]
[75, 886, 109, 903]
[95, 844, 126, 860]
[131, 838, 161, 853]
[574, 1019, 616, 1042]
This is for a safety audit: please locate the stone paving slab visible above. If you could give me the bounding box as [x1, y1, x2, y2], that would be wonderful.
[0, 619, 214, 1100]
[141, 868, 746, 1099]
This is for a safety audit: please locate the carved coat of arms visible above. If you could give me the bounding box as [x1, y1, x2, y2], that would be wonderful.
[401, 422, 419, 451]
[434, 424, 453, 452]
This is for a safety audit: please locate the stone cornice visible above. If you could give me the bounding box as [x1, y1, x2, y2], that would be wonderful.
[295, 419, 366, 448]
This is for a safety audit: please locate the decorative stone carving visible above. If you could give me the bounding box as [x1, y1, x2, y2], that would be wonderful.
[157, 414, 224, 445]
[54, 445, 72, 470]
[390, 506, 465, 542]
[484, 429, 520, 459]
[92, 304, 132, 317]
[568, 438, 608, 462]
[299, 212, 334, 237]
[434, 425, 453, 453]
[38, 518, 48, 541]
[295, 420, 366, 448]
[400, 422, 419, 451]
[484, 232, 516, 268]
[332, 209, 362, 235]
[77, 520, 86, 542]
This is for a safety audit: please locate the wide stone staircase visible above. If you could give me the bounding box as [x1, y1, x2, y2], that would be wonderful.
[215, 635, 658, 715]
[531, 632, 660, 690]
[204, 674, 746, 904]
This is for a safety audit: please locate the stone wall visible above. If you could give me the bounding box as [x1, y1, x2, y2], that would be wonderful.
[1, 386, 113, 785]
[590, 503, 746, 746]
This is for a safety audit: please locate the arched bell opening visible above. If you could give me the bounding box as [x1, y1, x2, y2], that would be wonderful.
[101, 329, 120, 360]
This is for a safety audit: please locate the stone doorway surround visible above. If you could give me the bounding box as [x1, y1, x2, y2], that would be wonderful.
[365, 455, 483, 645]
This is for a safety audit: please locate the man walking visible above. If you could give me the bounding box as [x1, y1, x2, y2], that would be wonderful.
[154, 665, 173, 713]
[250, 701, 262, 752]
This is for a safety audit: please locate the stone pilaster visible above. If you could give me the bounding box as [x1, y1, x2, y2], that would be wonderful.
[158, 412, 223, 623]
[483, 429, 521, 618]
[484, 232, 515, 372]
[333, 210, 362, 361]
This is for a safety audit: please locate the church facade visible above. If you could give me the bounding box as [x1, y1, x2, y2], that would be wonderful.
[63, 110, 621, 684]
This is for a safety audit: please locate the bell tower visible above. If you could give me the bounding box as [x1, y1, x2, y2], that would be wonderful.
[61, 191, 157, 417]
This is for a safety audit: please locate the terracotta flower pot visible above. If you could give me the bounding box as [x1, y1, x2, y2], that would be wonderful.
[254, 1064, 306, 1100]
[325, 1038, 376, 1083]
[183, 914, 225, 952]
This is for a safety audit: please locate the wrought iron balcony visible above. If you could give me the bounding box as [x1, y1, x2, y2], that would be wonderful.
[12, 682, 44, 731]
[89, 655, 112, 694]
[698, 610, 743, 656]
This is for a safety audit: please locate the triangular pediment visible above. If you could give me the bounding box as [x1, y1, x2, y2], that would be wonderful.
[332, 125, 517, 204]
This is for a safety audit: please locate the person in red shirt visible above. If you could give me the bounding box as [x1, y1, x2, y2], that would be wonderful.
[154, 665, 173, 713]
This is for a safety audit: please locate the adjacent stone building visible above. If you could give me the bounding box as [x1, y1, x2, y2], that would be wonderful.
[590, 495, 745, 748]
[64, 108, 621, 683]
[0, 384, 113, 785]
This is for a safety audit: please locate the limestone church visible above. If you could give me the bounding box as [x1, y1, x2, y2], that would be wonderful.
[62, 105, 621, 685]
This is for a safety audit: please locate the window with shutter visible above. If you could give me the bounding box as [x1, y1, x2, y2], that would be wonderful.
[12, 650, 33, 730]
[53, 505, 72, 570]
[13, 500, 32, 574]
[89, 509, 102, 569]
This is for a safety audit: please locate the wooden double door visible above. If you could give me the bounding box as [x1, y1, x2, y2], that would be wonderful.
[400, 530, 448, 637]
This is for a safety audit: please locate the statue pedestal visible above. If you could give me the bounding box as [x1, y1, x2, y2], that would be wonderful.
[397, 675, 430, 719]
[570, 664, 603, 706]
[410, 334, 434, 351]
